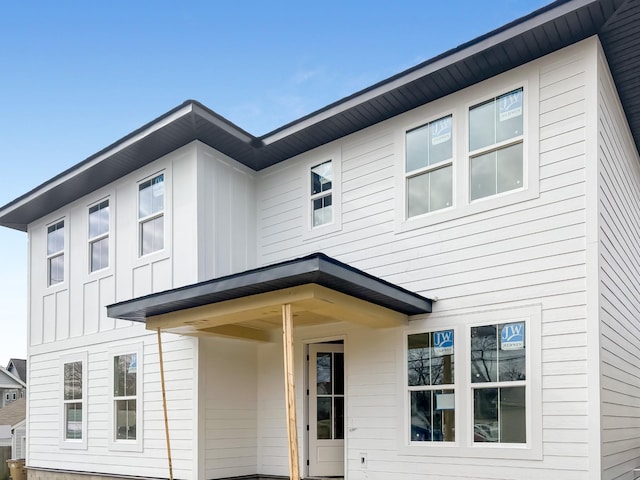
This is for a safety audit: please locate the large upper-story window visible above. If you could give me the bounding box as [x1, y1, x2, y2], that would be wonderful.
[47, 220, 64, 286]
[88, 199, 109, 272]
[471, 322, 526, 444]
[406, 115, 453, 217]
[469, 88, 524, 201]
[138, 174, 164, 256]
[408, 330, 455, 442]
[311, 161, 333, 227]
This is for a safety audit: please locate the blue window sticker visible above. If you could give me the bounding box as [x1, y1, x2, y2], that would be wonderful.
[499, 90, 523, 122]
[430, 116, 452, 145]
[500, 322, 525, 350]
[433, 330, 454, 356]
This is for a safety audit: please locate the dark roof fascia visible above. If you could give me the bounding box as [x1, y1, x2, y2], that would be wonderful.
[107, 253, 433, 322]
[258, 0, 582, 144]
[0, 0, 626, 231]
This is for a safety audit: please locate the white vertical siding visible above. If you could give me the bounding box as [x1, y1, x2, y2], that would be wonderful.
[597, 47, 640, 480]
[201, 337, 258, 479]
[27, 332, 196, 479]
[255, 39, 597, 479]
[196, 142, 257, 281]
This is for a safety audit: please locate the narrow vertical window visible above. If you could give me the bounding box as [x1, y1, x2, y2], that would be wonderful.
[138, 174, 164, 256]
[114, 353, 137, 441]
[406, 115, 453, 218]
[63, 361, 83, 440]
[88, 199, 109, 272]
[407, 330, 455, 442]
[469, 88, 524, 201]
[311, 161, 333, 227]
[47, 220, 64, 285]
[471, 322, 526, 443]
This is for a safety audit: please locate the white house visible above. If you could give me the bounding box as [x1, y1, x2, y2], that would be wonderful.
[1, 0, 640, 479]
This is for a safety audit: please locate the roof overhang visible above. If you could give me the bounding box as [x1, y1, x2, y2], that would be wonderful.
[107, 253, 433, 342]
[2, 0, 639, 231]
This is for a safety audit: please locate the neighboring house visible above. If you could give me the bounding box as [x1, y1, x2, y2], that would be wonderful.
[0, 367, 25, 409]
[0, 397, 26, 459]
[1, 1, 640, 480]
[7, 359, 27, 385]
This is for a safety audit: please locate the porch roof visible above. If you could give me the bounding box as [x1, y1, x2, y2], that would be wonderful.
[107, 253, 432, 341]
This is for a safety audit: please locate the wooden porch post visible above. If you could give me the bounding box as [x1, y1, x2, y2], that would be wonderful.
[157, 328, 174, 480]
[282, 303, 301, 480]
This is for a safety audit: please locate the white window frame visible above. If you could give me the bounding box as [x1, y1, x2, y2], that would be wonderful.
[405, 114, 455, 219]
[46, 219, 65, 286]
[138, 172, 165, 257]
[406, 328, 456, 444]
[399, 304, 541, 460]
[88, 198, 110, 273]
[303, 146, 342, 239]
[59, 352, 88, 449]
[108, 343, 143, 452]
[468, 88, 525, 203]
[469, 319, 527, 445]
[395, 67, 539, 234]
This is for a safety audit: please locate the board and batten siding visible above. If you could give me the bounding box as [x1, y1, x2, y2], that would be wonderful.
[255, 39, 597, 479]
[27, 143, 200, 349]
[597, 46, 640, 480]
[27, 332, 196, 479]
[196, 142, 257, 282]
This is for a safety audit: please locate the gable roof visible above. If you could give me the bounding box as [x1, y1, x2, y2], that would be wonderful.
[0, 398, 26, 428]
[6, 359, 26, 384]
[1, 0, 638, 232]
[0, 367, 25, 390]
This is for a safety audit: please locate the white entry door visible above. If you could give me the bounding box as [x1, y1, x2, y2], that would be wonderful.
[309, 344, 345, 477]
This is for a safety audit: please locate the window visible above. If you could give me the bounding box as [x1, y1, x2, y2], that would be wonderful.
[407, 330, 455, 442]
[138, 174, 164, 256]
[471, 322, 526, 444]
[47, 220, 64, 285]
[113, 353, 137, 441]
[406, 115, 453, 217]
[469, 88, 524, 201]
[310, 161, 333, 227]
[12, 393, 16, 400]
[88, 199, 109, 272]
[63, 361, 83, 440]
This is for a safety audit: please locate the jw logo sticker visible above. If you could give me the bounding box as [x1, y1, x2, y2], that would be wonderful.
[433, 330, 454, 356]
[499, 90, 523, 122]
[430, 117, 452, 145]
[501, 322, 525, 351]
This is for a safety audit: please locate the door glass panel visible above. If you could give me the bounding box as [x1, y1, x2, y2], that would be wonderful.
[334, 353, 344, 395]
[317, 353, 332, 394]
[317, 397, 332, 439]
[334, 396, 344, 440]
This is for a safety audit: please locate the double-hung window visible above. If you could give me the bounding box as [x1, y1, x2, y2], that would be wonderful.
[113, 353, 138, 441]
[63, 361, 83, 440]
[469, 88, 524, 201]
[47, 220, 65, 286]
[406, 115, 453, 218]
[471, 322, 526, 443]
[407, 330, 455, 442]
[61, 352, 87, 448]
[138, 174, 164, 256]
[88, 199, 109, 272]
[310, 161, 333, 227]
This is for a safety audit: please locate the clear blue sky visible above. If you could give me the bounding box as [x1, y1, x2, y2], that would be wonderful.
[0, 0, 549, 366]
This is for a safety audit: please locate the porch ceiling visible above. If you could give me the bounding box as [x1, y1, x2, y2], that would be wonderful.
[107, 253, 433, 342]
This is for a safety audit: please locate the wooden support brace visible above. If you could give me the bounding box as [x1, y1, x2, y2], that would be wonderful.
[282, 304, 300, 480]
[157, 328, 174, 480]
